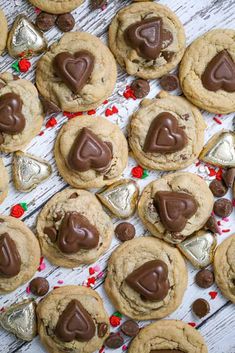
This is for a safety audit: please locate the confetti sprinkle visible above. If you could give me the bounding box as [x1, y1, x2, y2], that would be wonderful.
[110, 315, 121, 327]
[87, 109, 96, 115]
[20, 202, 28, 211]
[63, 111, 83, 119]
[93, 264, 101, 272]
[222, 229, 230, 233]
[39, 131, 44, 136]
[122, 345, 128, 351]
[99, 346, 105, 353]
[209, 291, 218, 299]
[89, 267, 95, 275]
[18, 58, 31, 72]
[213, 116, 222, 125]
[57, 280, 64, 284]
[103, 100, 108, 104]
[46, 117, 57, 128]
[26, 286, 30, 294]
[10, 204, 25, 218]
[38, 257, 46, 272]
[141, 169, 149, 179]
[105, 106, 119, 117]
[11, 61, 20, 72]
[123, 86, 136, 100]
[131, 165, 143, 178]
[97, 271, 104, 279]
[188, 322, 196, 327]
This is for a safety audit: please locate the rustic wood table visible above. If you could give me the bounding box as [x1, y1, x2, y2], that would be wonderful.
[0, 0, 234, 352]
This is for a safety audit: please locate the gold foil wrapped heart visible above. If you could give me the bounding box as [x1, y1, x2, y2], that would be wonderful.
[199, 131, 235, 167]
[96, 179, 139, 218]
[7, 15, 48, 58]
[177, 230, 217, 268]
[0, 299, 37, 341]
[12, 151, 52, 192]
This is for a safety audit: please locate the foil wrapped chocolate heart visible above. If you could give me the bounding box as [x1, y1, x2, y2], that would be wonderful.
[7, 15, 48, 58]
[96, 179, 139, 218]
[177, 230, 217, 268]
[199, 131, 235, 167]
[0, 299, 37, 341]
[12, 151, 52, 192]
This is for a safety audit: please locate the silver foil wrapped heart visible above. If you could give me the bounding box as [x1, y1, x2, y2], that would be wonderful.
[199, 131, 235, 167]
[177, 230, 217, 268]
[7, 15, 48, 58]
[0, 299, 37, 341]
[12, 151, 52, 192]
[96, 179, 139, 218]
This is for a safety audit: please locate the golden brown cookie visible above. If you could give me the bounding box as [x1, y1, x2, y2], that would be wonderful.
[0, 9, 7, 55]
[0, 158, 8, 204]
[28, 0, 83, 14]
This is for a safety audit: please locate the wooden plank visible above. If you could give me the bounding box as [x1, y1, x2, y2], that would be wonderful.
[0, 0, 234, 352]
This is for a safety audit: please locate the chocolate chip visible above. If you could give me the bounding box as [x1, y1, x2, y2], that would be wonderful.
[40, 97, 61, 116]
[160, 74, 179, 91]
[192, 298, 210, 318]
[92, 0, 107, 9]
[195, 269, 214, 288]
[29, 277, 49, 296]
[130, 79, 150, 98]
[54, 212, 63, 222]
[44, 226, 57, 242]
[56, 13, 75, 32]
[105, 333, 124, 349]
[36, 12, 57, 31]
[69, 192, 78, 199]
[120, 320, 139, 337]
[213, 198, 233, 218]
[161, 51, 174, 62]
[209, 179, 228, 197]
[115, 222, 136, 242]
[204, 215, 220, 234]
[98, 322, 108, 338]
[223, 168, 235, 188]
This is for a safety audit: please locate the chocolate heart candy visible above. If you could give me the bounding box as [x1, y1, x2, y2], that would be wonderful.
[143, 112, 187, 153]
[68, 127, 112, 172]
[0, 233, 21, 277]
[53, 50, 95, 93]
[55, 299, 96, 342]
[154, 191, 198, 232]
[125, 260, 169, 301]
[0, 93, 25, 135]
[202, 50, 235, 92]
[124, 17, 163, 60]
[57, 212, 99, 254]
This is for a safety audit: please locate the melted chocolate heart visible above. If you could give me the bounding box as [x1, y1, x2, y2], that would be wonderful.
[202, 50, 235, 92]
[125, 260, 169, 301]
[0, 233, 21, 277]
[154, 191, 198, 232]
[55, 299, 96, 342]
[143, 112, 188, 153]
[53, 50, 95, 93]
[57, 212, 99, 254]
[0, 93, 25, 135]
[68, 127, 112, 172]
[124, 17, 163, 60]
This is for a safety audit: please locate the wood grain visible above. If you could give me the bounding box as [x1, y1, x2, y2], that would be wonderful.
[0, 0, 234, 352]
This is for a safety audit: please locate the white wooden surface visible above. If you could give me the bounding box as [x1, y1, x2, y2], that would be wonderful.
[0, 0, 235, 352]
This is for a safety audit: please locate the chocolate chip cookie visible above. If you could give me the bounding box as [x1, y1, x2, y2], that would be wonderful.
[180, 29, 235, 114]
[128, 320, 208, 353]
[129, 91, 206, 171]
[28, 0, 83, 14]
[54, 116, 128, 189]
[37, 188, 113, 268]
[214, 234, 235, 303]
[105, 236, 187, 320]
[138, 172, 214, 244]
[0, 9, 7, 55]
[0, 72, 43, 152]
[36, 32, 117, 112]
[37, 285, 109, 353]
[0, 215, 41, 294]
[0, 158, 8, 204]
[109, 2, 185, 79]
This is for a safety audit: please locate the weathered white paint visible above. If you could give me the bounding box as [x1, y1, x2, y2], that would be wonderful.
[0, 0, 234, 352]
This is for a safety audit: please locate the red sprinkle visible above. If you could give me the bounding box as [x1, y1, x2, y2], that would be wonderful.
[188, 322, 196, 327]
[105, 106, 119, 117]
[63, 111, 83, 119]
[87, 109, 96, 115]
[110, 315, 121, 327]
[89, 267, 95, 275]
[99, 346, 105, 353]
[216, 168, 223, 181]
[131, 165, 143, 179]
[209, 291, 218, 299]
[18, 58, 31, 72]
[53, 286, 60, 289]
[222, 229, 230, 233]
[87, 276, 96, 287]
[208, 167, 216, 177]
[46, 117, 57, 128]
[103, 100, 108, 104]
[38, 131, 44, 136]
[123, 86, 136, 100]
[195, 161, 200, 167]
[213, 117, 222, 125]
[10, 204, 25, 218]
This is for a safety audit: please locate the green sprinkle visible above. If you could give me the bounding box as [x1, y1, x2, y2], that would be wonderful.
[141, 169, 149, 179]
[20, 202, 28, 211]
[113, 311, 122, 318]
[11, 61, 20, 72]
